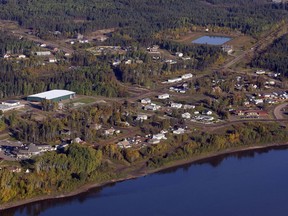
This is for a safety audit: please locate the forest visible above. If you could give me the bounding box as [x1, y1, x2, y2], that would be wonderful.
[0, 0, 288, 40]
[251, 33, 288, 78]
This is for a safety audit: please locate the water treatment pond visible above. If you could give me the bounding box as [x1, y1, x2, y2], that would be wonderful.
[192, 35, 232, 45]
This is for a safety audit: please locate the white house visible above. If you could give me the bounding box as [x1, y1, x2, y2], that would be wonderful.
[49, 58, 57, 63]
[18, 55, 26, 59]
[144, 103, 160, 111]
[104, 127, 116, 136]
[173, 128, 185, 134]
[136, 114, 148, 121]
[35, 51, 51, 56]
[182, 112, 191, 119]
[183, 104, 195, 110]
[167, 77, 182, 83]
[141, 98, 151, 104]
[202, 110, 213, 115]
[148, 139, 160, 144]
[158, 93, 170, 99]
[175, 52, 184, 57]
[153, 133, 167, 140]
[171, 103, 182, 109]
[254, 99, 264, 104]
[256, 70, 266, 75]
[181, 73, 193, 79]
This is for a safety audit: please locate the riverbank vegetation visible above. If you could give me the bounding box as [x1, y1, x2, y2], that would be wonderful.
[1, 121, 287, 205]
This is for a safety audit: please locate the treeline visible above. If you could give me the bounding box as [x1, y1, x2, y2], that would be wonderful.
[0, 33, 34, 56]
[251, 33, 288, 78]
[0, 0, 287, 40]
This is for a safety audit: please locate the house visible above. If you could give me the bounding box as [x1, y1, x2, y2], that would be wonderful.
[147, 45, 159, 53]
[37, 144, 55, 152]
[61, 129, 71, 136]
[171, 103, 182, 109]
[152, 133, 167, 140]
[183, 104, 195, 110]
[144, 103, 160, 111]
[254, 99, 264, 105]
[104, 128, 116, 136]
[175, 52, 184, 57]
[73, 137, 83, 144]
[167, 78, 182, 83]
[255, 70, 266, 75]
[49, 58, 57, 63]
[148, 139, 160, 144]
[236, 110, 268, 117]
[91, 123, 102, 130]
[18, 54, 26, 59]
[125, 59, 132, 65]
[136, 114, 148, 121]
[222, 45, 233, 54]
[202, 110, 212, 115]
[173, 128, 185, 134]
[117, 139, 131, 148]
[158, 94, 170, 99]
[181, 73, 193, 79]
[35, 51, 51, 56]
[141, 98, 151, 104]
[16, 143, 41, 159]
[182, 112, 191, 119]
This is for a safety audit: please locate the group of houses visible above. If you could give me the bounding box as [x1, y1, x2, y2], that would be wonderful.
[0, 140, 55, 160]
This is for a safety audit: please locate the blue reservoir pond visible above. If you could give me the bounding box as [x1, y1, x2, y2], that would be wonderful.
[3, 146, 288, 216]
[192, 36, 232, 45]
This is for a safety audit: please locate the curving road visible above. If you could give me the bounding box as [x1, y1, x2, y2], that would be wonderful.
[274, 102, 288, 120]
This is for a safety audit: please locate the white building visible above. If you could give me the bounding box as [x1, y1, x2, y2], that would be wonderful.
[18, 55, 26, 59]
[171, 103, 182, 109]
[141, 98, 151, 104]
[173, 128, 185, 134]
[158, 94, 170, 99]
[181, 73, 193, 79]
[202, 110, 213, 115]
[182, 112, 191, 119]
[136, 114, 148, 121]
[167, 77, 182, 83]
[256, 70, 266, 75]
[35, 51, 51, 56]
[152, 133, 167, 140]
[144, 103, 160, 111]
[183, 104, 195, 110]
[175, 52, 184, 57]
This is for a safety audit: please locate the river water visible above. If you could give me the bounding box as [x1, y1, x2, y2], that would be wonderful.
[2, 146, 288, 216]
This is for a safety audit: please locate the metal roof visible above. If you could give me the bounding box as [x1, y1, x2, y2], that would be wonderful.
[28, 89, 75, 100]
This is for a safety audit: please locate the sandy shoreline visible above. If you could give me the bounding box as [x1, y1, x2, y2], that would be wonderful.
[1, 142, 288, 211]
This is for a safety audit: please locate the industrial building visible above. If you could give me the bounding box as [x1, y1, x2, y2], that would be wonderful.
[27, 90, 76, 102]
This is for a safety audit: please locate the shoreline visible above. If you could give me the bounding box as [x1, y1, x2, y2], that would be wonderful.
[1, 142, 288, 211]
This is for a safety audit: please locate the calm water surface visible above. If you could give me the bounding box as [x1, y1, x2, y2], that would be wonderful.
[192, 36, 231, 45]
[2, 147, 288, 216]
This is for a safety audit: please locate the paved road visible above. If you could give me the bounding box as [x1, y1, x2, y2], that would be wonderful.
[274, 103, 288, 120]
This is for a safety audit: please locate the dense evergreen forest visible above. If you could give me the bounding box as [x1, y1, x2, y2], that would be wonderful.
[251, 33, 288, 77]
[0, 0, 288, 39]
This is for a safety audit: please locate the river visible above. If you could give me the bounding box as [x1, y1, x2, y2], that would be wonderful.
[2, 146, 288, 216]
